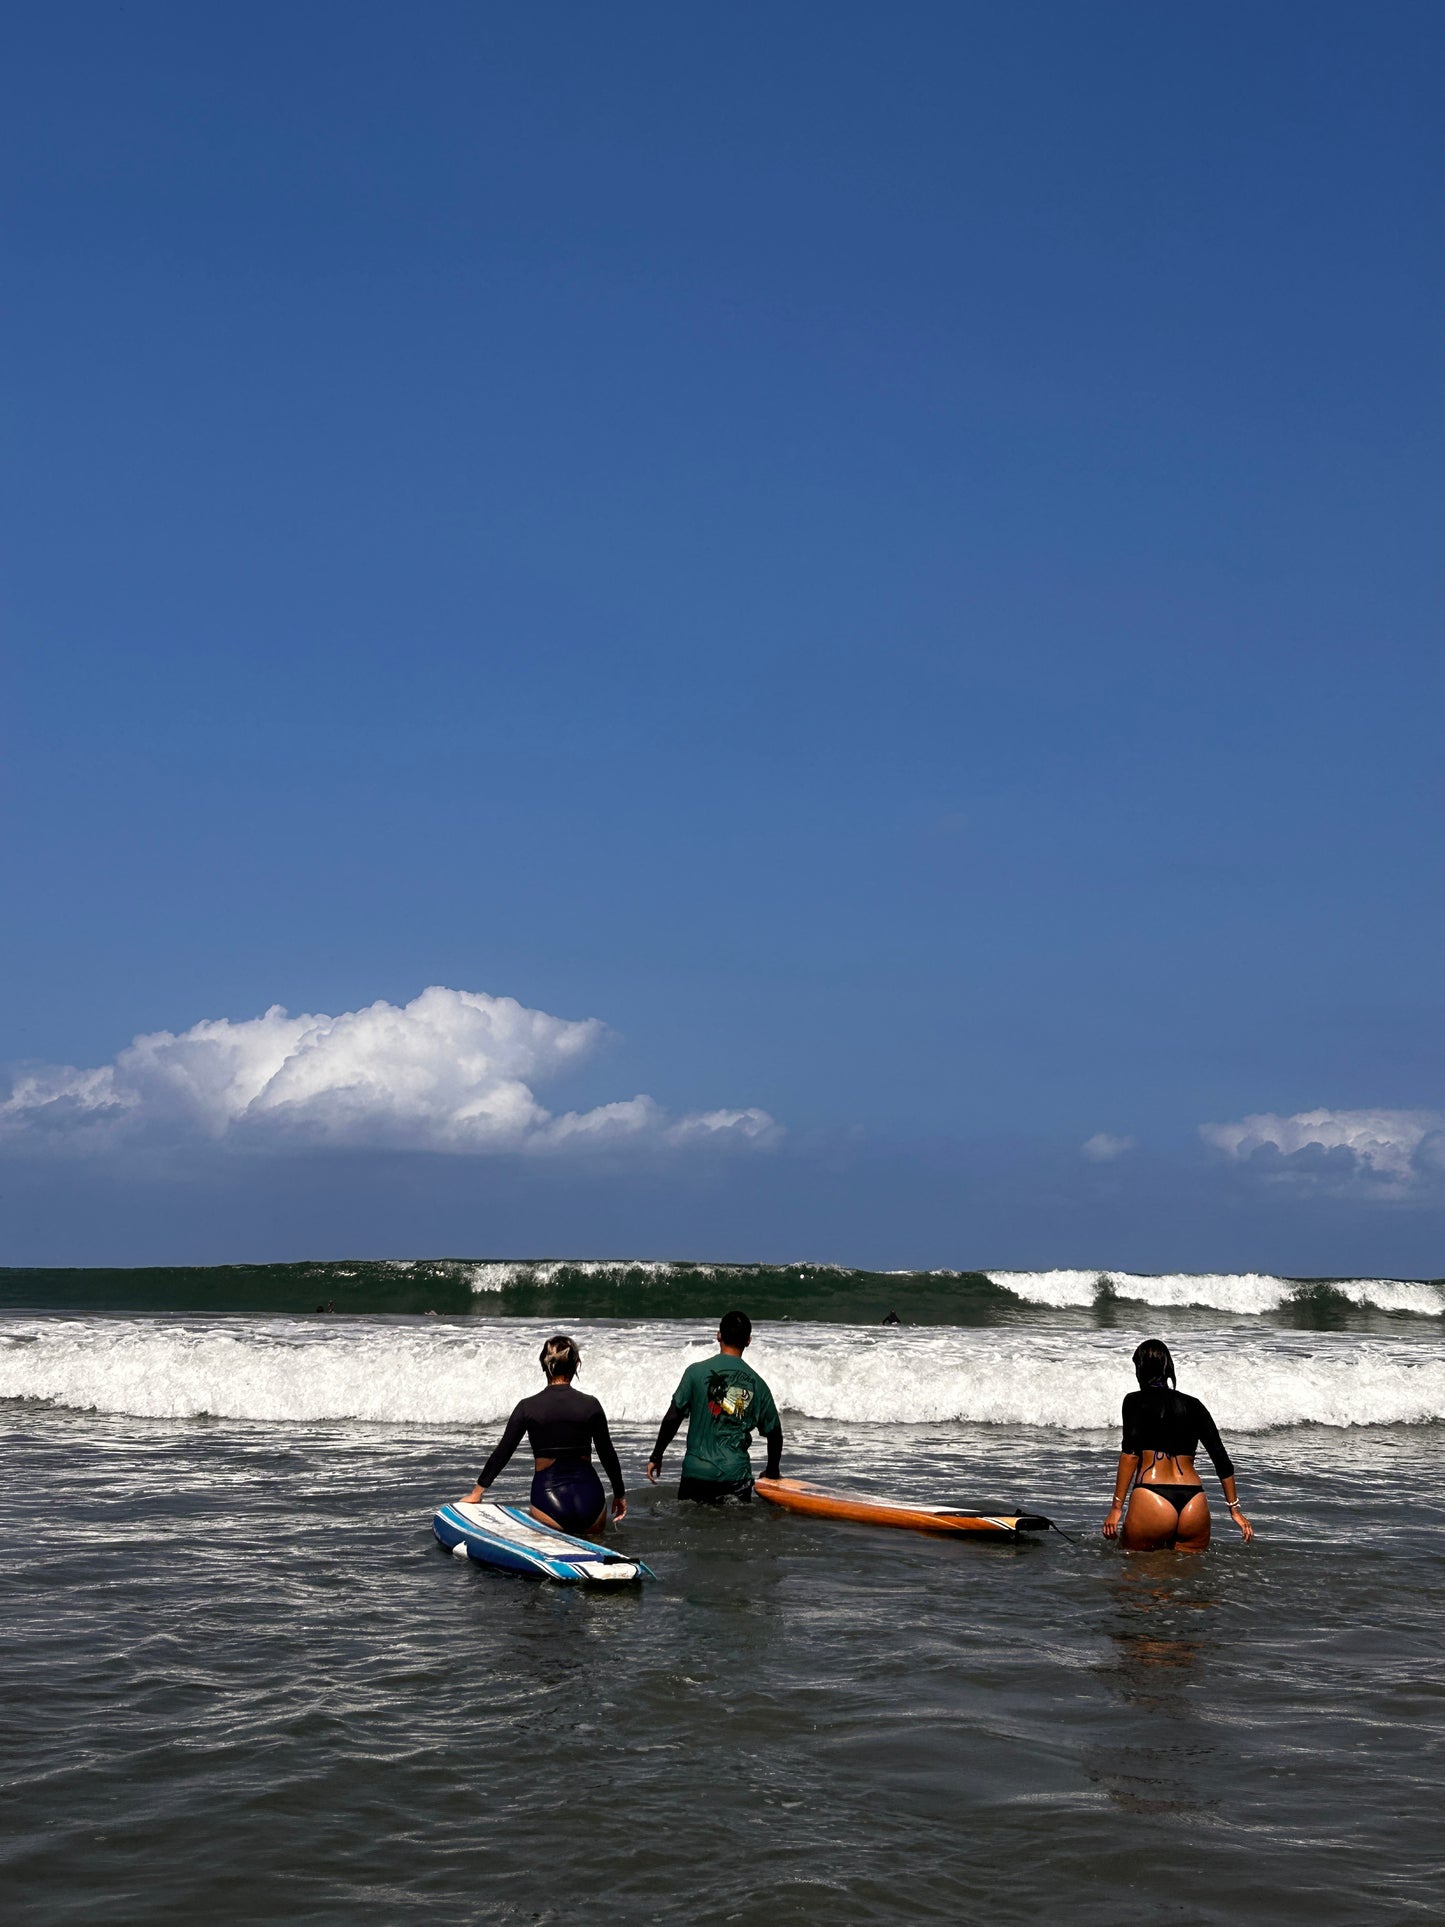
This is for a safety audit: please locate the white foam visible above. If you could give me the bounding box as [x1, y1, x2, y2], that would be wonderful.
[463, 1259, 680, 1294]
[1333, 1279, 1445, 1317]
[987, 1270, 1443, 1318]
[1105, 1272, 1299, 1315]
[463, 1263, 524, 1294]
[987, 1270, 1103, 1308]
[459, 1257, 865, 1295]
[1, 1317, 1441, 1434]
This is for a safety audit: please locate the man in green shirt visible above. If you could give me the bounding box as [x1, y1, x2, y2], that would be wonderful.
[646, 1309, 784, 1502]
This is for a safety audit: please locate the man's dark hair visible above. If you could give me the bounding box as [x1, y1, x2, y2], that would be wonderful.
[719, 1309, 752, 1349]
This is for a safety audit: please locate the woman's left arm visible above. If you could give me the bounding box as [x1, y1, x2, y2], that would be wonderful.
[1103, 1453, 1139, 1539]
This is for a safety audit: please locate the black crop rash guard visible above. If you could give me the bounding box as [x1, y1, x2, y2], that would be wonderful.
[478, 1384, 625, 1496]
[1121, 1387, 1234, 1480]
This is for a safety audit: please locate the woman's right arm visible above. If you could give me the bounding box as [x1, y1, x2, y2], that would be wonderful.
[1104, 1394, 1142, 1538]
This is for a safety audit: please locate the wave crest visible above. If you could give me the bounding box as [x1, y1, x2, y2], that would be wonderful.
[987, 1271, 1444, 1318]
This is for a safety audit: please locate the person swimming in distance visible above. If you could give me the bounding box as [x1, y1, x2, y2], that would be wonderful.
[646, 1309, 783, 1501]
[461, 1334, 626, 1536]
[881, 1309, 901, 1326]
[1103, 1338, 1253, 1551]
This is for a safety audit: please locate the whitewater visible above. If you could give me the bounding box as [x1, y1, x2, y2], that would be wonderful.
[987, 1267, 1445, 1317]
[3, 1314, 1442, 1432]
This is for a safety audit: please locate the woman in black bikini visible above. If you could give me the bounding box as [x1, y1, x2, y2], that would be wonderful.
[461, 1335, 626, 1536]
[1103, 1338, 1254, 1551]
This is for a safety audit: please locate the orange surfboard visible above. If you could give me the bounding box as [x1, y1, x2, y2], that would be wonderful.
[755, 1476, 1051, 1540]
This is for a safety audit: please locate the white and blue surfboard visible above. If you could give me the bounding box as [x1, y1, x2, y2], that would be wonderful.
[433, 1500, 653, 1584]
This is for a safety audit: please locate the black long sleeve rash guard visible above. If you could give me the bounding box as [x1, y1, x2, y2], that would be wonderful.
[478, 1384, 625, 1496]
[1120, 1387, 1234, 1480]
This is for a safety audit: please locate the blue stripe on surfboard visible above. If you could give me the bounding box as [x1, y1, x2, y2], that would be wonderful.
[432, 1509, 573, 1565]
[429, 1495, 655, 1572]
[433, 1514, 583, 1579]
[432, 1503, 652, 1579]
[434, 1503, 615, 1563]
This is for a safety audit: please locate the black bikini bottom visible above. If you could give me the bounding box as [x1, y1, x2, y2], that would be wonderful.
[1135, 1482, 1206, 1516]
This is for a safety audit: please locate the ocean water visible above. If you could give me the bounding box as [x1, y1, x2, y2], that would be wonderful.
[2, 1261, 1442, 1924]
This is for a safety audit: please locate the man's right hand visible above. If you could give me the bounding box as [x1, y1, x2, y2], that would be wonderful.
[645, 1459, 661, 1484]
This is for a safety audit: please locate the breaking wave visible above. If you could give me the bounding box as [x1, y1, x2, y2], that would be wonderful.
[2, 1259, 1440, 1325]
[988, 1270, 1445, 1318]
[1, 1316, 1441, 1433]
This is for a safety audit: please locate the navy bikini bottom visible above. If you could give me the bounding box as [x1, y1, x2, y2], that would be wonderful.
[531, 1460, 606, 1531]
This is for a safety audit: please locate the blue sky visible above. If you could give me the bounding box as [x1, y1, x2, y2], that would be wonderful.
[4, 3, 1442, 1270]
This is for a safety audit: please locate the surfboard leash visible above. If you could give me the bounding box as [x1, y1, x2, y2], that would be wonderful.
[1015, 1505, 1080, 1546]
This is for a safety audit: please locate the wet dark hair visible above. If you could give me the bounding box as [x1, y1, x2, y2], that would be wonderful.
[1132, 1338, 1176, 1389]
[540, 1334, 580, 1381]
[718, 1309, 752, 1349]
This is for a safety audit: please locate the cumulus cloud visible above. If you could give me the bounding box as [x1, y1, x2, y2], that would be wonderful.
[1081, 1132, 1135, 1163]
[0, 987, 781, 1158]
[1200, 1107, 1445, 1196]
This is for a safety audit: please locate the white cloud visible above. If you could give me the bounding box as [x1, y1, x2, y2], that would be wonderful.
[0, 987, 781, 1158]
[1200, 1107, 1445, 1195]
[1081, 1132, 1135, 1162]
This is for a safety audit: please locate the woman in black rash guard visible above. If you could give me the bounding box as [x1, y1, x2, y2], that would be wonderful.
[1103, 1338, 1254, 1551]
[460, 1335, 626, 1536]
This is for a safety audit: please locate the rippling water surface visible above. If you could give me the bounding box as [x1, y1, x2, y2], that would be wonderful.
[2, 1297, 1443, 1923]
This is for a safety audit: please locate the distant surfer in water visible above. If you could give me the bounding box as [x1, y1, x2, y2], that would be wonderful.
[1103, 1338, 1253, 1551]
[646, 1309, 783, 1502]
[462, 1335, 626, 1536]
[881, 1309, 901, 1325]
